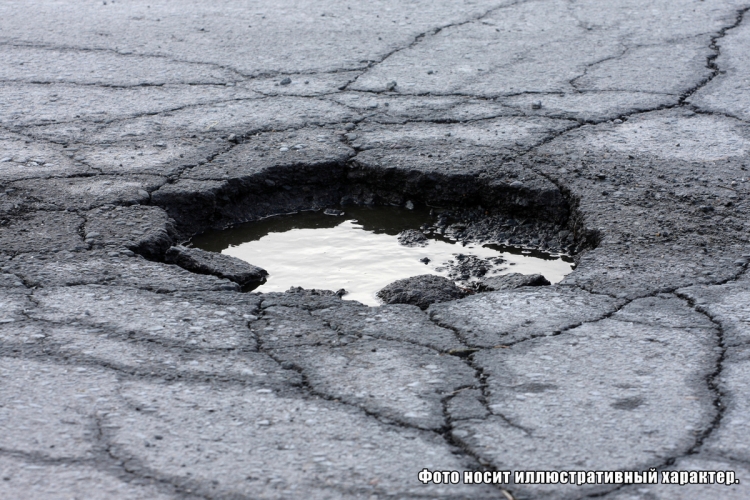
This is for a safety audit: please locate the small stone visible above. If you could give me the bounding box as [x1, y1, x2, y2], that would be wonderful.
[323, 208, 344, 216]
[344, 133, 358, 141]
[280, 77, 292, 85]
[405, 200, 414, 210]
[510, 180, 524, 188]
[344, 122, 356, 131]
[279, 147, 289, 152]
[531, 101, 542, 109]
[386, 81, 397, 91]
[0, 157, 11, 163]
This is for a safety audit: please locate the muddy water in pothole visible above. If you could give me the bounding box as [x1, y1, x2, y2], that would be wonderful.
[192, 206, 574, 306]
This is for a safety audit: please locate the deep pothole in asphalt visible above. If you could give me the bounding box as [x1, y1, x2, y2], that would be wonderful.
[191, 204, 574, 306]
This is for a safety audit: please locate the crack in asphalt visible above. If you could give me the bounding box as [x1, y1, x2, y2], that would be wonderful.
[439, 390, 520, 499]
[341, 0, 530, 93]
[251, 307, 449, 429]
[245, 306, 496, 498]
[577, 291, 732, 500]
[422, 282, 741, 500]
[0, 39, 250, 82]
[672, 292, 728, 457]
[679, 6, 750, 106]
[569, 45, 631, 90]
[0, 79, 238, 88]
[5, 96, 268, 132]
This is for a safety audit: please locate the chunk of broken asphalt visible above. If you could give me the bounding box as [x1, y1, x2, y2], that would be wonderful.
[377, 274, 465, 310]
[479, 272, 551, 291]
[397, 229, 428, 247]
[165, 245, 267, 287]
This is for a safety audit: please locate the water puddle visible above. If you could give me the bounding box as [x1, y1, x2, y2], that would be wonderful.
[191, 206, 574, 306]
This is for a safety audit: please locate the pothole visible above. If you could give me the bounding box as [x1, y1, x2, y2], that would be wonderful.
[191, 205, 574, 306]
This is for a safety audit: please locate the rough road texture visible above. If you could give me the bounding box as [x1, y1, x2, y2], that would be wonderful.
[2, 1, 750, 499]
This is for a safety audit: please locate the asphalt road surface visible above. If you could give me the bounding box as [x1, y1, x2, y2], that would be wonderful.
[1, 1, 750, 499]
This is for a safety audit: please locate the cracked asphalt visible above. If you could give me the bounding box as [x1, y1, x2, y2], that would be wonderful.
[1, 1, 750, 499]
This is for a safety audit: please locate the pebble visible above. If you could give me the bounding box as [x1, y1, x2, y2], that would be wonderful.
[386, 81, 397, 91]
[279, 77, 292, 85]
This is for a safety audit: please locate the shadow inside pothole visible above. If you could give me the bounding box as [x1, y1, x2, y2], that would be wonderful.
[191, 205, 574, 306]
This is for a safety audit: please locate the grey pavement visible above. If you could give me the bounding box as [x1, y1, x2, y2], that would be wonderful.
[1, 1, 750, 499]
